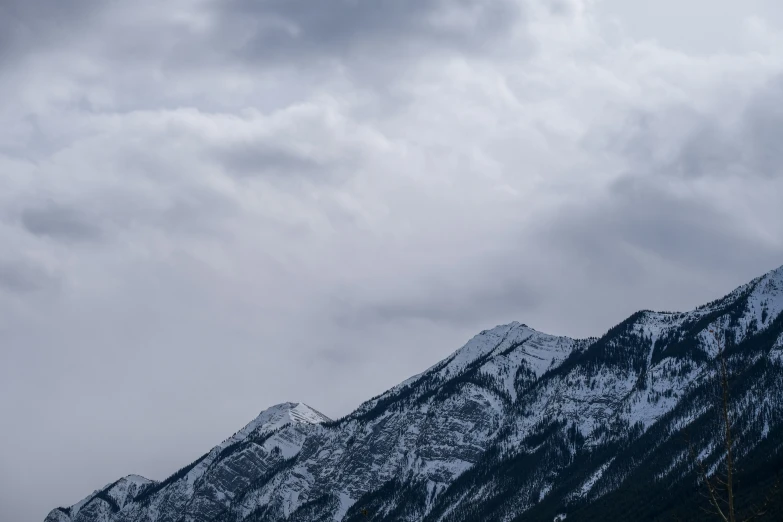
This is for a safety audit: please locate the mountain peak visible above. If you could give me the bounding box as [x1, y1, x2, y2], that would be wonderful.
[218, 402, 331, 449]
[266, 402, 332, 425]
[120, 474, 152, 486]
[443, 320, 563, 377]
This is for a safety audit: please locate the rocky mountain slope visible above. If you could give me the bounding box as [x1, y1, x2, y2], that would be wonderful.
[46, 265, 783, 522]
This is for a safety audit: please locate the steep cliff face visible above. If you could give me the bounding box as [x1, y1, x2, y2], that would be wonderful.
[46, 266, 783, 522]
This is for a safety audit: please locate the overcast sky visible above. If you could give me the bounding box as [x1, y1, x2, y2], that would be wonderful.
[2, 1, 783, 521]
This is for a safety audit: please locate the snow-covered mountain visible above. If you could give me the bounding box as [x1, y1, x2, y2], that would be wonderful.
[46, 265, 783, 522]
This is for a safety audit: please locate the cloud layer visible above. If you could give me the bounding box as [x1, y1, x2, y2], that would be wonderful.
[2, 1, 783, 520]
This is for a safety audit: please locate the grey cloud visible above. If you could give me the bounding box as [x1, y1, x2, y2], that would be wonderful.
[154, 187, 241, 239]
[211, 0, 524, 64]
[334, 269, 540, 329]
[607, 74, 783, 180]
[351, 288, 535, 326]
[0, 259, 56, 294]
[541, 174, 783, 284]
[20, 201, 103, 243]
[546, 0, 581, 17]
[3, 2, 783, 522]
[674, 125, 738, 178]
[212, 141, 363, 190]
[215, 141, 324, 178]
[0, 0, 103, 64]
[513, 176, 783, 338]
[740, 75, 783, 176]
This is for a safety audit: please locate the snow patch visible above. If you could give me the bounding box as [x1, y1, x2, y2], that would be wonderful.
[577, 458, 614, 498]
[334, 491, 354, 521]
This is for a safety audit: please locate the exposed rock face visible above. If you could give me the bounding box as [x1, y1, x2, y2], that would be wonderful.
[46, 266, 783, 522]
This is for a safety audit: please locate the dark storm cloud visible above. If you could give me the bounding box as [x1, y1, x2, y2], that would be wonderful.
[211, 0, 524, 63]
[20, 201, 103, 243]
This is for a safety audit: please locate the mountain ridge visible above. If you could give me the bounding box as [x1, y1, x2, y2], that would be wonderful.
[46, 264, 783, 522]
